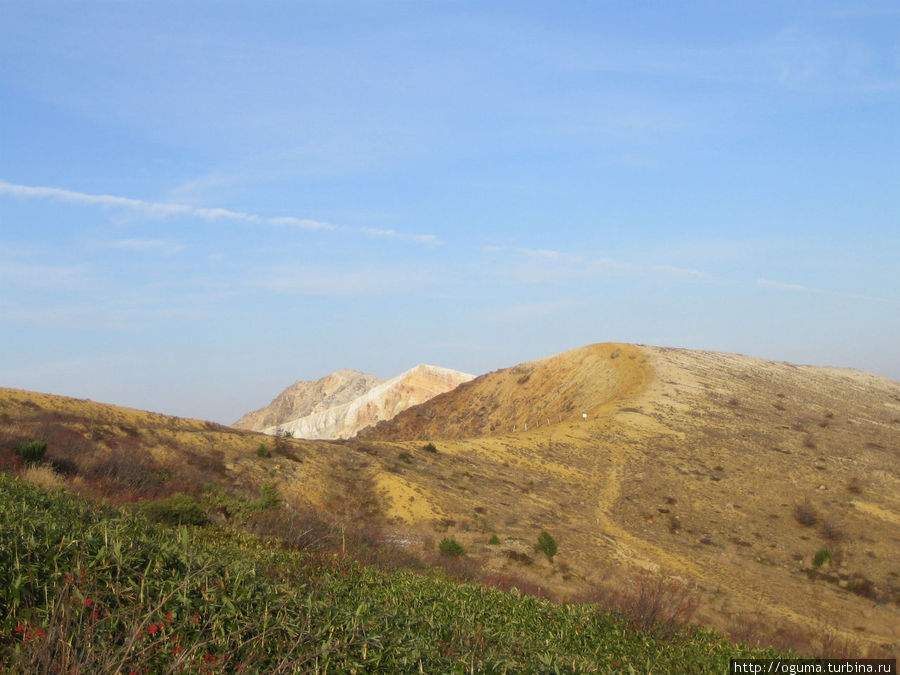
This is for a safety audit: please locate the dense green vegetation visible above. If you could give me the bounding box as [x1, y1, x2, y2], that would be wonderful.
[12, 439, 47, 464]
[536, 531, 559, 560]
[0, 472, 785, 672]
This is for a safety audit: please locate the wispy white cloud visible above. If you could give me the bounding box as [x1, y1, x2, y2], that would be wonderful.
[269, 216, 333, 231]
[757, 278, 894, 303]
[0, 180, 440, 243]
[758, 278, 816, 293]
[520, 248, 564, 261]
[650, 264, 706, 278]
[359, 226, 441, 246]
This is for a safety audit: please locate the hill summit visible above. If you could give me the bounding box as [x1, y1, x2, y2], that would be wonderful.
[234, 364, 473, 439]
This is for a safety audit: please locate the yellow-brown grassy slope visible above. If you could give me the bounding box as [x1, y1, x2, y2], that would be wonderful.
[2, 342, 899, 655]
[359, 343, 900, 655]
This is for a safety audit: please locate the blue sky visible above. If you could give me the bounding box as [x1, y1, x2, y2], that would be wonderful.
[2, 1, 899, 423]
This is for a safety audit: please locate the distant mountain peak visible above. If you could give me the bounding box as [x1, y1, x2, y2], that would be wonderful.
[233, 364, 473, 439]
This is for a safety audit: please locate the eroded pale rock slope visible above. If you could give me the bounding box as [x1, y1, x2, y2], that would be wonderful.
[237, 365, 473, 439]
[233, 369, 384, 432]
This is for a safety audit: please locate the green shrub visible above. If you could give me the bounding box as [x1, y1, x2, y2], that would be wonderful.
[439, 538, 465, 557]
[256, 444, 269, 458]
[253, 483, 282, 511]
[14, 439, 47, 464]
[398, 452, 413, 464]
[536, 530, 558, 559]
[423, 442, 438, 453]
[813, 548, 833, 567]
[489, 534, 501, 545]
[139, 493, 207, 526]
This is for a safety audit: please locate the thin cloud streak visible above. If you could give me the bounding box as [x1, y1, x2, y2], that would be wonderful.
[359, 227, 441, 246]
[0, 180, 440, 244]
[757, 278, 894, 304]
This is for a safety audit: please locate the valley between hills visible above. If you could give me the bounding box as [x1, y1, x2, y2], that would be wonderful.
[2, 342, 899, 658]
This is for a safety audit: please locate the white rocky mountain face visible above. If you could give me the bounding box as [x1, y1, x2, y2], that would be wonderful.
[232, 369, 384, 432]
[234, 365, 474, 440]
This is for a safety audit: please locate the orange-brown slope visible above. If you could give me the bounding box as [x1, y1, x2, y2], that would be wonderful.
[359, 342, 651, 441]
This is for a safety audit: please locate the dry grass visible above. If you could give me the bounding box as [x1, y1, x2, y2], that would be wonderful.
[3, 340, 900, 657]
[21, 464, 64, 490]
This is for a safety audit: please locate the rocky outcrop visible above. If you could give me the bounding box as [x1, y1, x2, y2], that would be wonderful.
[233, 369, 384, 432]
[236, 365, 474, 439]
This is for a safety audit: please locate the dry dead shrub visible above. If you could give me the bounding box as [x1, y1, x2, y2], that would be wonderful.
[22, 464, 64, 490]
[846, 573, 878, 600]
[820, 517, 846, 543]
[846, 476, 864, 495]
[246, 508, 333, 553]
[793, 499, 818, 527]
[818, 631, 859, 659]
[582, 575, 699, 639]
[724, 613, 814, 654]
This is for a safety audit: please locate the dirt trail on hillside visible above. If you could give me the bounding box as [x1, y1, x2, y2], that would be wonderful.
[590, 347, 900, 651]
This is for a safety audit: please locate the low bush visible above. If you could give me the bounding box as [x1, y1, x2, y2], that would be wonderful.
[488, 534, 500, 545]
[812, 548, 832, 567]
[422, 442, 438, 453]
[439, 538, 465, 557]
[138, 493, 208, 526]
[536, 530, 558, 559]
[14, 439, 47, 464]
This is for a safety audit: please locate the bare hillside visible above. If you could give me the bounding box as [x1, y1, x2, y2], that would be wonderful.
[359, 343, 900, 654]
[3, 343, 898, 655]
